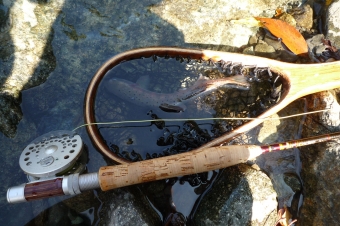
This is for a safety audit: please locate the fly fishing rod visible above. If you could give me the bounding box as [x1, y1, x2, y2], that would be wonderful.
[7, 130, 340, 204]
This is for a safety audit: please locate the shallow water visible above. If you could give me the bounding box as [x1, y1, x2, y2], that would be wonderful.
[0, 0, 312, 225]
[96, 56, 279, 160]
[93, 55, 281, 223]
[0, 0, 186, 224]
[0, 53, 280, 226]
[0, 55, 279, 225]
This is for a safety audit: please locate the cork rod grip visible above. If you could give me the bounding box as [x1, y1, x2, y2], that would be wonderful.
[98, 145, 263, 191]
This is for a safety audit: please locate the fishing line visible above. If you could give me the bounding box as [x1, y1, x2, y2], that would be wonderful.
[72, 109, 330, 131]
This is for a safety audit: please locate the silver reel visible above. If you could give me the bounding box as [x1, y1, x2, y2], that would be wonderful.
[19, 130, 87, 181]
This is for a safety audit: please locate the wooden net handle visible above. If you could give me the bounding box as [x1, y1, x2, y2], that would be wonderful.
[98, 145, 262, 191]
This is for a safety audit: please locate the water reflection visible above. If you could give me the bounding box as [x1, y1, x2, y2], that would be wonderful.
[0, 0, 305, 225]
[1, 0, 186, 225]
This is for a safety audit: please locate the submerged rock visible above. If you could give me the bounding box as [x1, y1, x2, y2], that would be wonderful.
[299, 91, 340, 225]
[1, 0, 340, 225]
[98, 187, 161, 226]
[194, 165, 277, 225]
[0, 0, 58, 137]
[0, 93, 22, 138]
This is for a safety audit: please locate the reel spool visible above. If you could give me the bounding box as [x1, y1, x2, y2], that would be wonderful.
[19, 130, 87, 181]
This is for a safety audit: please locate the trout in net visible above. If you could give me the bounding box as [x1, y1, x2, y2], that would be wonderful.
[95, 54, 281, 161]
[105, 74, 250, 113]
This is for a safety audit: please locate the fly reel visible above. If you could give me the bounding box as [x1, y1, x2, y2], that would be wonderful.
[19, 130, 87, 181]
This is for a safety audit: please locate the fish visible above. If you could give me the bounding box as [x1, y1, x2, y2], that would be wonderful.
[105, 74, 250, 112]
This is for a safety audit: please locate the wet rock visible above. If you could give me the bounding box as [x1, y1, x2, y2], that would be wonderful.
[254, 99, 306, 223]
[0, 0, 314, 137]
[1, 0, 338, 225]
[0, 93, 22, 137]
[99, 187, 161, 225]
[256, 149, 302, 210]
[0, 0, 59, 137]
[299, 91, 340, 225]
[194, 98, 308, 225]
[26, 191, 99, 226]
[194, 165, 277, 225]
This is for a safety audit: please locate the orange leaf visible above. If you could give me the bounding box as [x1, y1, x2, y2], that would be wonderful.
[254, 17, 308, 57]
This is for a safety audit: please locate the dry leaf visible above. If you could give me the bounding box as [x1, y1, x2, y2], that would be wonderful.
[254, 17, 309, 57]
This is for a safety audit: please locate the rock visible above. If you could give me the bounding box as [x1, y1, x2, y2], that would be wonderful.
[257, 114, 280, 143]
[307, 33, 340, 62]
[194, 165, 278, 225]
[99, 187, 161, 225]
[243, 46, 255, 55]
[263, 35, 299, 62]
[326, 0, 340, 47]
[0, 93, 21, 137]
[254, 99, 306, 221]
[194, 98, 308, 225]
[290, 4, 313, 30]
[299, 91, 340, 225]
[0, 0, 59, 137]
[0, 0, 314, 137]
[276, 12, 297, 27]
[254, 42, 277, 58]
[1, 0, 339, 225]
[248, 35, 258, 45]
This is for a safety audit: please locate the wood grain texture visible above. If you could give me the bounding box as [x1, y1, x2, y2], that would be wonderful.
[98, 145, 262, 190]
[24, 178, 64, 201]
[198, 50, 340, 148]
